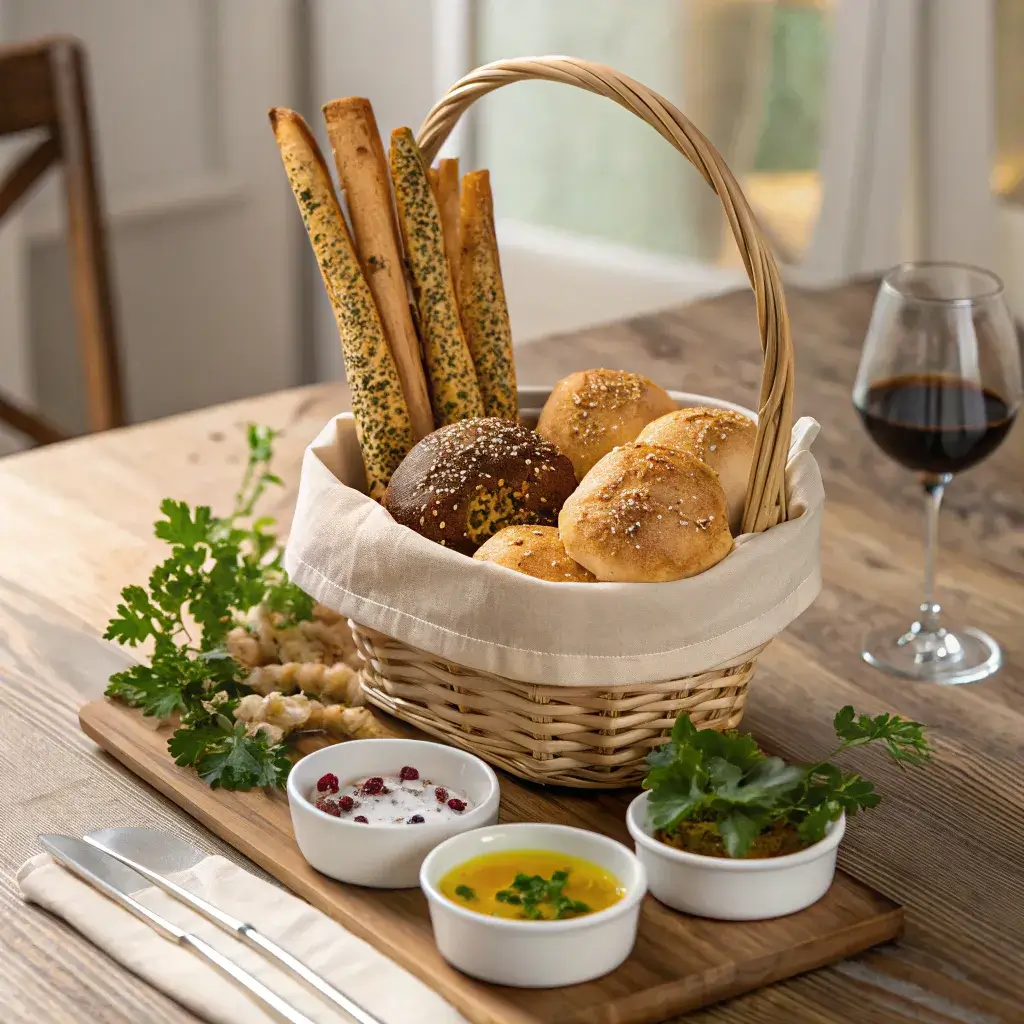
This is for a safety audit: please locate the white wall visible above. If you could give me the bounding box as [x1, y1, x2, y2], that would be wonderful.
[307, 0, 435, 381]
[8, 0, 304, 434]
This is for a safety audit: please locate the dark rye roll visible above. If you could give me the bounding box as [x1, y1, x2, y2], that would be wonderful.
[383, 418, 577, 554]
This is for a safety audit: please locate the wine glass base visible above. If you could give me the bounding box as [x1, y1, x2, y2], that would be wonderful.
[862, 622, 1002, 684]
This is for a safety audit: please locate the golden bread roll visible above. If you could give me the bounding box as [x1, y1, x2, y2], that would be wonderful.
[559, 442, 733, 582]
[638, 407, 756, 534]
[269, 108, 413, 501]
[473, 525, 596, 582]
[389, 128, 484, 426]
[458, 170, 518, 421]
[383, 418, 577, 554]
[537, 369, 676, 480]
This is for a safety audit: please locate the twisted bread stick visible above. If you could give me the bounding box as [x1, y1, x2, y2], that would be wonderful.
[235, 692, 384, 745]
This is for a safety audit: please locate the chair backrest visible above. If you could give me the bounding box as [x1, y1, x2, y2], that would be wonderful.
[0, 36, 123, 444]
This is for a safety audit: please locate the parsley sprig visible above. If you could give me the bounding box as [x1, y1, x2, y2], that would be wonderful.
[103, 425, 313, 789]
[495, 870, 591, 920]
[643, 706, 932, 858]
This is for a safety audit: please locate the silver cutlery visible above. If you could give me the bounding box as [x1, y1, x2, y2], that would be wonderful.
[39, 835, 316, 1024]
[84, 827, 381, 1024]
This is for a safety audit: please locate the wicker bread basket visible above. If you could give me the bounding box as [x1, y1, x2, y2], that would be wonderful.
[293, 57, 804, 789]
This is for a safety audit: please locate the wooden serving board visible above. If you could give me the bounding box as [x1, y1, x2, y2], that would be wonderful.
[80, 699, 903, 1024]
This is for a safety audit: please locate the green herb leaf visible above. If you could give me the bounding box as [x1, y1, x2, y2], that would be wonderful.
[104, 585, 171, 646]
[194, 723, 291, 790]
[495, 870, 588, 920]
[454, 885, 476, 901]
[643, 707, 930, 859]
[717, 809, 767, 858]
[796, 801, 837, 845]
[106, 662, 187, 718]
[832, 705, 933, 766]
[155, 499, 214, 547]
[646, 769, 706, 833]
[104, 424, 313, 792]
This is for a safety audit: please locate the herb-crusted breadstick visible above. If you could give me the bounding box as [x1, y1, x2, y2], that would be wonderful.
[389, 128, 484, 426]
[270, 108, 413, 499]
[433, 157, 461, 295]
[322, 97, 434, 441]
[458, 170, 518, 420]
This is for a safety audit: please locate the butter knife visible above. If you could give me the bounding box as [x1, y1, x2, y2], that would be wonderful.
[84, 827, 381, 1024]
[39, 835, 316, 1024]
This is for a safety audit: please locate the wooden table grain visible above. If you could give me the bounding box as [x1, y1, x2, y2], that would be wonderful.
[2, 278, 1022, 1023]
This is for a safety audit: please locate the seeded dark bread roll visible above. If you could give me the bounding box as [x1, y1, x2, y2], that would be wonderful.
[536, 369, 676, 480]
[473, 525, 596, 582]
[383, 418, 577, 554]
[638, 407, 757, 534]
[559, 442, 733, 582]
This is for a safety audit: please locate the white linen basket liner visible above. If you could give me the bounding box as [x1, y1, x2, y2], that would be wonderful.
[285, 387, 822, 689]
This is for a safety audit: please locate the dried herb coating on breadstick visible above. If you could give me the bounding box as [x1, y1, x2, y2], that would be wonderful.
[458, 170, 517, 420]
[322, 98, 434, 441]
[270, 108, 413, 499]
[389, 128, 484, 426]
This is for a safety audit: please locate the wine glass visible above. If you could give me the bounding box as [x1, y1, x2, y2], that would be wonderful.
[852, 262, 1022, 684]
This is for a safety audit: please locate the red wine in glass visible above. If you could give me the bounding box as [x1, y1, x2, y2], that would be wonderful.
[856, 373, 1016, 475]
[852, 263, 1022, 685]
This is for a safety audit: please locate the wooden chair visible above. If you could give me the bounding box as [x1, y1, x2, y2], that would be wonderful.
[0, 36, 123, 444]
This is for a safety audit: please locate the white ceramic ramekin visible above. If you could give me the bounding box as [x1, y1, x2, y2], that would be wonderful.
[625, 791, 844, 920]
[419, 822, 646, 988]
[287, 739, 500, 888]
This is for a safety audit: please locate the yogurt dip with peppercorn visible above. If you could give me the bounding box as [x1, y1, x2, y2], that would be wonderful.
[287, 738, 501, 887]
[313, 766, 471, 825]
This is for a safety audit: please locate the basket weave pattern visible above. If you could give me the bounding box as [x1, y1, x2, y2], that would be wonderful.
[354, 57, 797, 788]
[353, 622, 762, 788]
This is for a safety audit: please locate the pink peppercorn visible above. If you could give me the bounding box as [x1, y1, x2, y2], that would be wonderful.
[316, 772, 339, 793]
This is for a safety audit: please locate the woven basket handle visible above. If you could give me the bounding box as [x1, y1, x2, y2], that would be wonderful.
[418, 56, 794, 533]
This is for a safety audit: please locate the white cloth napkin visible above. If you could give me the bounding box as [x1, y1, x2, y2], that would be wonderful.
[285, 399, 824, 686]
[18, 852, 468, 1024]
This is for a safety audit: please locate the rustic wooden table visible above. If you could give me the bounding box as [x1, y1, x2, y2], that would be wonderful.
[1, 279, 1022, 1023]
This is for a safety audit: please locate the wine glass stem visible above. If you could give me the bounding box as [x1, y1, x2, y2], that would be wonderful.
[920, 473, 951, 631]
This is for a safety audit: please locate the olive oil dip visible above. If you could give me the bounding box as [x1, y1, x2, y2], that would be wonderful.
[440, 849, 625, 920]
